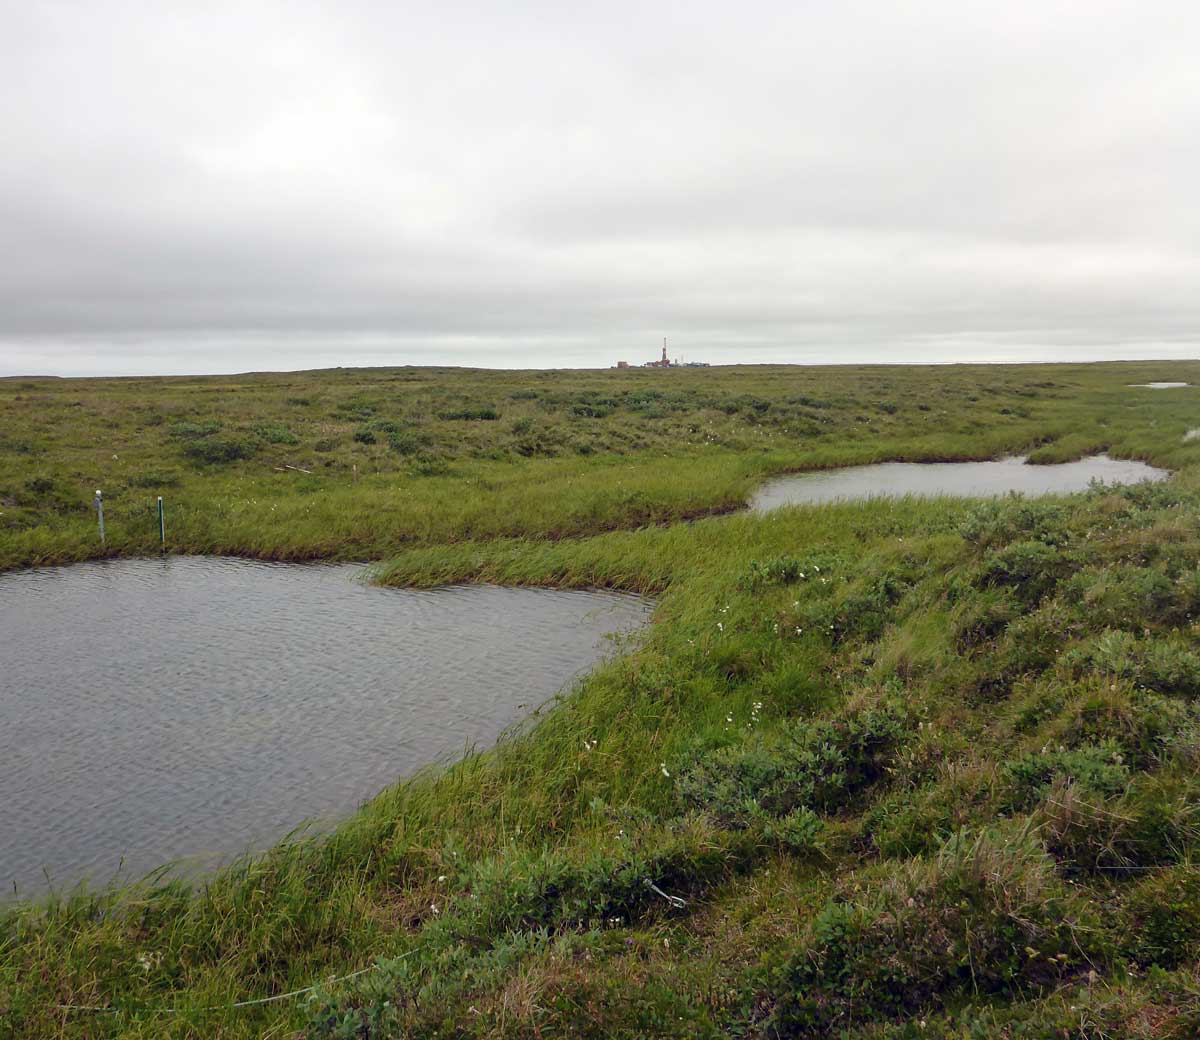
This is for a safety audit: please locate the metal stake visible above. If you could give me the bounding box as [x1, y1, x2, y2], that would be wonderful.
[157, 496, 165, 546]
[94, 489, 105, 546]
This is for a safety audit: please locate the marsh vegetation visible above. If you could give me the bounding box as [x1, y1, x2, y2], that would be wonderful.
[2, 361, 1200, 1038]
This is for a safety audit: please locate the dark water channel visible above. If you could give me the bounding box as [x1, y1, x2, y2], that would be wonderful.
[750, 453, 1168, 511]
[0, 558, 650, 896]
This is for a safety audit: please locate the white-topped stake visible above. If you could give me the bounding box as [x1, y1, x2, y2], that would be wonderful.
[157, 496, 165, 546]
[93, 489, 105, 546]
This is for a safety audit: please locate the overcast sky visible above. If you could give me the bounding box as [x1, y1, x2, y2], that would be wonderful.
[2, 1, 1198, 375]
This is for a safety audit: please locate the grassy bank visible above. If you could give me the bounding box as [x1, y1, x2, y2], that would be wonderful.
[3, 361, 1200, 569]
[3, 363, 1200, 1038]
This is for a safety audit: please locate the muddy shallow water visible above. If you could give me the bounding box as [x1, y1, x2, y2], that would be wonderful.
[0, 557, 651, 896]
[750, 453, 1168, 511]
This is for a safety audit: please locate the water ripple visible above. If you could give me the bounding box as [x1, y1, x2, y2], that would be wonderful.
[0, 558, 650, 896]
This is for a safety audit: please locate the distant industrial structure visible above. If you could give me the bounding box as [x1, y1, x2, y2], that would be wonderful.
[613, 339, 709, 370]
[646, 341, 672, 368]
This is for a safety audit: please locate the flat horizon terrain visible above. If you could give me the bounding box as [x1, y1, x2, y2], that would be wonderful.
[4, 361, 1200, 1038]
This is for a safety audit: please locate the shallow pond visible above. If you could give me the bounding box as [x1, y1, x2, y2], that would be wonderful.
[1127, 382, 1190, 389]
[750, 453, 1168, 511]
[0, 557, 650, 896]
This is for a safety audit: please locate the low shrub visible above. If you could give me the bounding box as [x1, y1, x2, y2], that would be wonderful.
[438, 407, 498, 421]
[1039, 776, 1200, 874]
[741, 554, 840, 591]
[1046, 687, 1200, 770]
[766, 826, 1103, 1034]
[814, 573, 908, 645]
[387, 430, 431, 456]
[1063, 631, 1200, 697]
[1121, 864, 1200, 968]
[1061, 565, 1176, 629]
[128, 471, 181, 488]
[254, 422, 300, 445]
[974, 539, 1073, 606]
[674, 702, 909, 828]
[182, 435, 257, 464]
[1003, 743, 1130, 809]
[572, 402, 615, 418]
[960, 499, 1071, 549]
[167, 419, 221, 440]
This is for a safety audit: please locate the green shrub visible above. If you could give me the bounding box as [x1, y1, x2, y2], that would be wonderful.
[128, 471, 181, 489]
[449, 824, 749, 939]
[438, 407, 498, 421]
[1040, 776, 1200, 873]
[332, 401, 377, 420]
[167, 419, 221, 440]
[352, 427, 376, 444]
[1064, 631, 1200, 697]
[674, 703, 908, 828]
[764, 806, 824, 853]
[387, 430, 431, 456]
[1121, 865, 1200, 968]
[974, 540, 1072, 606]
[1062, 564, 1175, 624]
[182, 435, 257, 464]
[1003, 743, 1130, 809]
[254, 422, 300, 445]
[741, 553, 840, 591]
[571, 403, 613, 418]
[411, 454, 451, 476]
[960, 499, 1071, 549]
[1049, 688, 1200, 769]
[993, 602, 1073, 679]
[767, 826, 1099, 1034]
[864, 762, 997, 858]
[812, 573, 908, 645]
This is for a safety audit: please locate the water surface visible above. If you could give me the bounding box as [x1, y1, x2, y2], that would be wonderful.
[0, 558, 650, 896]
[751, 454, 1168, 511]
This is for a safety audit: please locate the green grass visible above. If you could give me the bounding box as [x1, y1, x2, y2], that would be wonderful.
[4, 361, 1200, 570]
[2, 362, 1200, 1038]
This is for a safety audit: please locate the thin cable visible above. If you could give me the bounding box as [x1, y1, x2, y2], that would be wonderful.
[56, 950, 419, 1015]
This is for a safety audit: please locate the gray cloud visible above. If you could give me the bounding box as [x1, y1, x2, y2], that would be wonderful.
[1, 0, 1198, 374]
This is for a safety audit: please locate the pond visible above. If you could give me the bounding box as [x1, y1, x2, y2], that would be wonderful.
[0, 557, 651, 896]
[750, 453, 1168, 511]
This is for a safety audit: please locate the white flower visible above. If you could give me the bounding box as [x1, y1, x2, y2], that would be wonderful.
[660, 763, 671, 778]
[437, 874, 447, 882]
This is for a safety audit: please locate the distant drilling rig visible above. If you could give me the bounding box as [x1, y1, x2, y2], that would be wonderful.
[613, 338, 707, 369]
